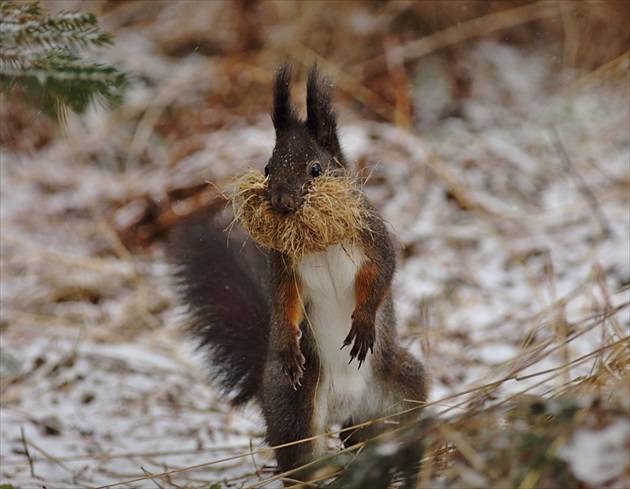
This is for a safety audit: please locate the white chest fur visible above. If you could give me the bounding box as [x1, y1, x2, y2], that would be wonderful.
[297, 243, 378, 427]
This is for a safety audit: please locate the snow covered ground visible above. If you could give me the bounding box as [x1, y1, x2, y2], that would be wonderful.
[1, 7, 628, 488]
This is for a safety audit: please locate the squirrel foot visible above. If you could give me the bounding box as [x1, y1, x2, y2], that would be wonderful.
[341, 316, 375, 368]
[278, 334, 306, 389]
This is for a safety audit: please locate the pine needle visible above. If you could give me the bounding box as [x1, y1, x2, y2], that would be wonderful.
[0, 0, 130, 122]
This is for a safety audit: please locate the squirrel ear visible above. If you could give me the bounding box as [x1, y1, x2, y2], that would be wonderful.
[306, 63, 345, 165]
[272, 62, 300, 133]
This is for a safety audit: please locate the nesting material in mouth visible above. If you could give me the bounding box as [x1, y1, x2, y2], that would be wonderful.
[231, 169, 370, 261]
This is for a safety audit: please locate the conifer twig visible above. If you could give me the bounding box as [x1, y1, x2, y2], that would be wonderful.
[0, 0, 130, 121]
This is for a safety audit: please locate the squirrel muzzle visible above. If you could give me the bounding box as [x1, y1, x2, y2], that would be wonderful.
[270, 186, 303, 213]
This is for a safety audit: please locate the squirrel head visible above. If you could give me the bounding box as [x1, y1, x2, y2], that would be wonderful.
[265, 62, 347, 213]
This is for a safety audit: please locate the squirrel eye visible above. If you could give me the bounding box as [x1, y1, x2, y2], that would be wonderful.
[264, 164, 269, 177]
[310, 162, 322, 178]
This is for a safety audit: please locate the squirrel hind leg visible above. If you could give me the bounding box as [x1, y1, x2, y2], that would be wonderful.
[341, 353, 428, 449]
[395, 352, 429, 409]
[340, 419, 382, 449]
[262, 347, 325, 483]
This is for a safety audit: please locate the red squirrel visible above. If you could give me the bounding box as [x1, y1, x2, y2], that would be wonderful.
[172, 63, 427, 482]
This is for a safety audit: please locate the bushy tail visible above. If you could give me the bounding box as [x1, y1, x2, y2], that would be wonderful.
[171, 212, 270, 405]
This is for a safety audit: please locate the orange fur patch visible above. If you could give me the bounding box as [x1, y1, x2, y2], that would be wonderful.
[354, 261, 383, 313]
[277, 276, 304, 330]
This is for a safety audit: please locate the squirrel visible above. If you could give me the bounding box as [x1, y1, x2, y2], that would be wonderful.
[171, 63, 428, 483]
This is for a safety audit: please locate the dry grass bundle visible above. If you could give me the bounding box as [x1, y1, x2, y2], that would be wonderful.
[231, 169, 370, 261]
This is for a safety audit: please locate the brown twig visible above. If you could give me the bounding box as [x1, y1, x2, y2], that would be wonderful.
[359, 2, 562, 75]
[24, 435, 92, 488]
[550, 126, 614, 239]
[20, 426, 36, 478]
[141, 466, 166, 489]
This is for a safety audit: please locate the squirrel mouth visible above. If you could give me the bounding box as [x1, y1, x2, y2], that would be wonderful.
[270, 190, 303, 213]
[230, 169, 370, 260]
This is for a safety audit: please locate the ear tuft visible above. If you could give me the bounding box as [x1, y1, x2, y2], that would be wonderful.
[272, 62, 300, 132]
[306, 62, 346, 165]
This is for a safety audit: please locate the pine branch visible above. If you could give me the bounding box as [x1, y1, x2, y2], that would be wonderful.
[0, 0, 129, 122]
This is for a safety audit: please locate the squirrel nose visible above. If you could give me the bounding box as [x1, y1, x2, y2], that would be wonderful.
[271, 192, 298, 213]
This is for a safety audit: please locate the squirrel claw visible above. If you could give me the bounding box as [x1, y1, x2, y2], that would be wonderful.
[279, 338, 306, 389]
[342, 319, 375, 367]
[284, 366, 304, 390]
[340, 337, 352, 350]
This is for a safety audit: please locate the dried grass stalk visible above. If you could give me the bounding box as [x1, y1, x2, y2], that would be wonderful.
[231, 169, 370, 261]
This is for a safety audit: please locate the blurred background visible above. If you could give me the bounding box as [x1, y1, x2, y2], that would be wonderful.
[1, 1, 629, 488]
[5, 1, 630, 153]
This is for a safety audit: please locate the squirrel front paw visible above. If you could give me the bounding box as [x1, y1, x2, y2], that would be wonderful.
[278, 334, 306, 389]
[341, 315, 375, 368]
